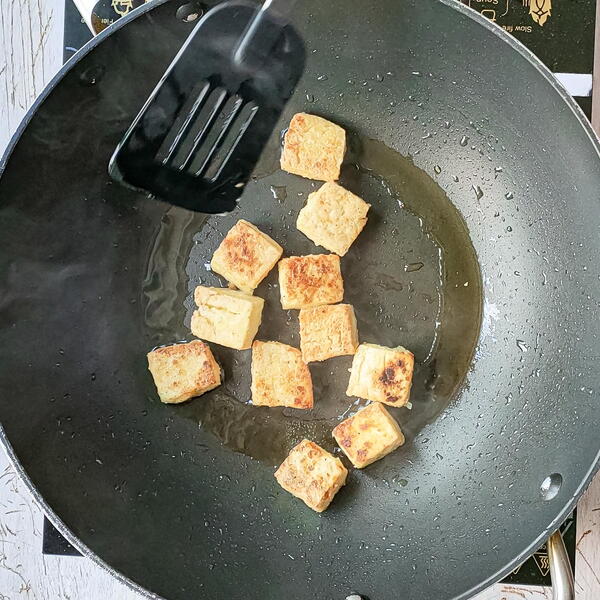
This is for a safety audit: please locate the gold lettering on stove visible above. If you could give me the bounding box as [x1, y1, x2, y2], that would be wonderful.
[111, 0, 134, 16]
[462, 0, 510, 20]
[523, 0, 552, 26]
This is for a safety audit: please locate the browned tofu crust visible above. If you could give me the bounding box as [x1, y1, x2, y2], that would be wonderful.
[147, 340, 221, 404]
[299, 304, 358, 362]
[346, 343, 414, 407]
[278, 254, 344, 310]
[275, 439, 348, 512]
[210, 220, 283, 293]
[251, 341, 313, 409]
[332, 403, 405, 468]
[280, 113, 346, 181]
[375, 351, 414, 406]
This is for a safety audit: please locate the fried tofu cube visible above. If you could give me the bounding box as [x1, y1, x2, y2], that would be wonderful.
[147, 340, 221, 404]
[299, 304, 359, 363]
[278, 254, 344, 310]
[297, 182, 370, 256]
[191, 286, 264, 350]
[346, 343, 414, 407]
[332, 403, 405, 468]
[280, 113, 346, 181]
[275, 439, 348, 512]
[210, 220, 283, 293]
[251, 341, 313, 409]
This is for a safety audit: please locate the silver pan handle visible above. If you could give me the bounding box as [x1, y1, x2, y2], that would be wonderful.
[548, 530, 574, 600]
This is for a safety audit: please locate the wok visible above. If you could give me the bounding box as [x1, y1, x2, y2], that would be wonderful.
[1, 1, 599, 599]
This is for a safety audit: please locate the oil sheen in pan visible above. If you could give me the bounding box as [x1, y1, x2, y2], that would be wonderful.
[142, 135, 483, 466]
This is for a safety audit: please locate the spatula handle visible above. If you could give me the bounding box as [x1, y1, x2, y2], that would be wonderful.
[234, 0, 299, 68]
[260, 0, 298, 20]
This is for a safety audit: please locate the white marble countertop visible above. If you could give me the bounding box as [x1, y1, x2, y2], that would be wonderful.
[1, 1, 599, 598]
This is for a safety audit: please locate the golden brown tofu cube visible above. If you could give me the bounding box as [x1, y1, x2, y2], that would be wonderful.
[251, 341, 313, 409]
[191, 286, 264, 350]
[346, 343, 414, 407]
[210, 220, 283, 293]
[280, 113, 346, 181]
[275, 439, 348, 512]
[299, 304, 359, 363]
[278, 254, 344, 310]
[147, 340, 221, 404]
[297, 182, 370, 256]
[332, 403, 405, 468]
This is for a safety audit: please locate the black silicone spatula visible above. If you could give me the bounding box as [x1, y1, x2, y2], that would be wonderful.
[109, 0, 304, 213]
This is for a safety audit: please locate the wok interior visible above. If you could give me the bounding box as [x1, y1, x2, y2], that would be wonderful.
[0, 1, 599, 599]
[146, 132, 482, 467]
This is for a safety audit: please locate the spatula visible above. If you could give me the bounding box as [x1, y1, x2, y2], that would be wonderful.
[109, 0, 304, 213]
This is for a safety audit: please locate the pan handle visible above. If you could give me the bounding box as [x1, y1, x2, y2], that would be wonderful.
[548, 530, 574, 600]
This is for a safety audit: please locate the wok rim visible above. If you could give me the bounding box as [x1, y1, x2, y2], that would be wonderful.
[1, 0, 599, 598]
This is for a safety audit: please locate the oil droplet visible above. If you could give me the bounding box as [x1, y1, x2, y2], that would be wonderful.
[516, 340, 529, 352]
[460, 135, 469, 147]
[472, 185, 483, 200]
[505, 191, 514, 200]
[270, 185, 287, 204]
[405, 262, 424, 273]
[433, 165, 441, 174]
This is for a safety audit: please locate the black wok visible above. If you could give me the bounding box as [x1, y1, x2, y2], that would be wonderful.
[1, 1, 599, 599]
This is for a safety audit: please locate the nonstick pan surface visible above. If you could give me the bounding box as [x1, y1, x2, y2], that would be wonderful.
[1, 1, 599, 599]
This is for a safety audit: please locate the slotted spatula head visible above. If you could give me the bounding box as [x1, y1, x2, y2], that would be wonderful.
[109, 0, 305, 213]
